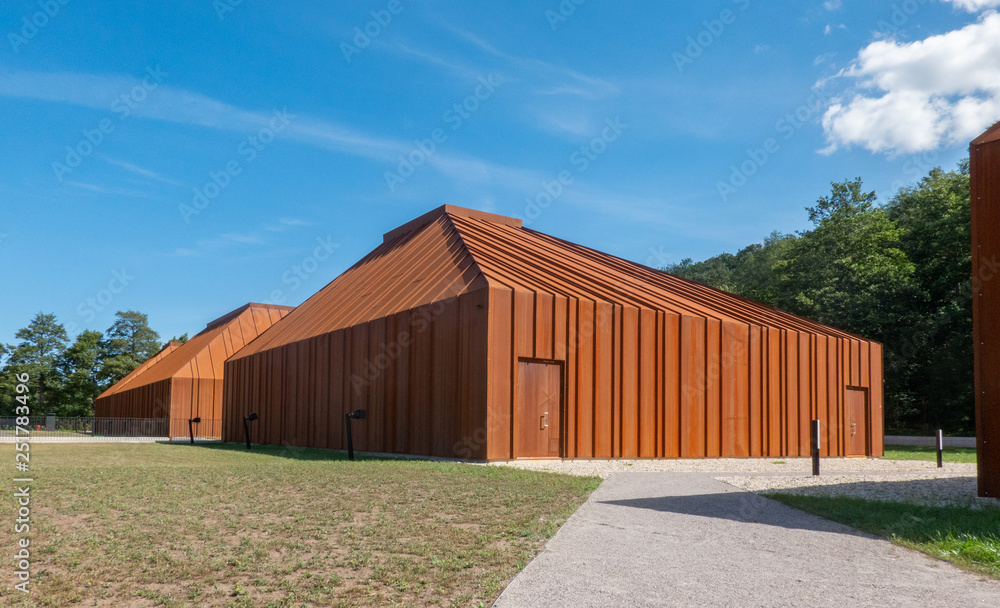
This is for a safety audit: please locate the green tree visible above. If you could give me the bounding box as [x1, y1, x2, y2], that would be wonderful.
[97, 311, 161, 387]
[884, 162, 973, 433]
[2, 313, 69, 414]
[776, 179, 917, 340]
[52, 330, 104, 417]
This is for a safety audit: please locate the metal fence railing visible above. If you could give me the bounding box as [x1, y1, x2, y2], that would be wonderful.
[0, 417, 223, 442]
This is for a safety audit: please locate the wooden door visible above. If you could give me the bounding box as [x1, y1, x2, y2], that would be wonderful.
[516, 361, 562, 458]
[845, 388, 868, 457]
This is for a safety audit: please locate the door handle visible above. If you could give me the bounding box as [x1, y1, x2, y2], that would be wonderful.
[540, 412, 548, 430]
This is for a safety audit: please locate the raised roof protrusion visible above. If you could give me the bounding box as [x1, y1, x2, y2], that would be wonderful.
[383, 205, 523, 244]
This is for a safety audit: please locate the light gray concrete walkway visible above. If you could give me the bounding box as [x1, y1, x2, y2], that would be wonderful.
[494, 472, 1000, 607]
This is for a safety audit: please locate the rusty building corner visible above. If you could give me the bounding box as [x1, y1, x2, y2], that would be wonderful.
[971, 121, 1000, 498]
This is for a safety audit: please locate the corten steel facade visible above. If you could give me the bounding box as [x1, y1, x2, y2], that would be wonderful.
[972, 122, 1000, 498]
[223, 206, 883, 460]
[95, 303, 293, 437]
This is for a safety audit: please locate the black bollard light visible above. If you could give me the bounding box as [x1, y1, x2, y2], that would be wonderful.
[344, 408, 367, 461]
[189, 416, 201, 445]
[936, 429, 944, 468]
[243, 412, 258, 450]
[811, 419, 821, 476]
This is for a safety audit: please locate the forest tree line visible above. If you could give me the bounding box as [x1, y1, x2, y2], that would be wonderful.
[666, 161, 973, 435]
[0, 311, 187, 417]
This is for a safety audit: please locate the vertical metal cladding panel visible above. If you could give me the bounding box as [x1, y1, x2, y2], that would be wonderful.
[367, 315, 387, 453]
[870, 341, 885, 457]
[487, 288, 513, 459]
[639, 308, 657, 458]
[798, 332, 812, 457]
[815, 335, 830, 457]
[575, 299, 596, 458]
[680, 315, 706, 457]
[662, 312, 681, 458]
[594, 302, 615, 458]
[459, 290, 489, 460]
[705, 318, 722, 458]
[748, 325, 763, 457]
[611, 305, 623, 457]
[721, 321, 750, 457]
[410, 308, 433, 455]
[621, 306, 640, 458]
[314, 333, 330, 449]
[535, 292, 554, 360]
[431, 298, 458, 457]
[784, 332, 799, 456]
[767, 328, 783, 455]
[561, 296, 578, 458]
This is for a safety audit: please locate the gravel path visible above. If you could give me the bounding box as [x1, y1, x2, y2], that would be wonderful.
[486, 458, 994, 507]
[494, 472, 1000, 607]
[488, 457, 977, 478]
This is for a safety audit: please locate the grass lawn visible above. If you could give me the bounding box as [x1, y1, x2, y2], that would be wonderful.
[883, 445, 977, 463]
[767, 493, 1000, 580]
[0, 443, 599, 607]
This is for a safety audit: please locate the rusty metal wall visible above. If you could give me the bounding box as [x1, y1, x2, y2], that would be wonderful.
[95, 303, 293, 438]
[222, 291, 490, 457]
[485, 287, 883, 460]
[971, 124, 1000, 498]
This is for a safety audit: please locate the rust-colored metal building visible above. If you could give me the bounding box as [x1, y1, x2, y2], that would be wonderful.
[95, 303, 293, 437]
[223, 206, 883, 459]
[972, 122, 1000, 498]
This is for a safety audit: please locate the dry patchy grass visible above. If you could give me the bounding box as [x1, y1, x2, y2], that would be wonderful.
[0, 443, 598, 607]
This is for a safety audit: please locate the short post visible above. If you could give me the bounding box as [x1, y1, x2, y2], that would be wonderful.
[936, 429, 944, 468]
[811, 419, 821, 476]
[188, 417, 201, 445]
[345, 412, 354, 461]
[243, 412, 258, 450]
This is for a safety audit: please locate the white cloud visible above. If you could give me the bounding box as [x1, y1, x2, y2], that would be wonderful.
[101, 156, 185, 186]
[821, 11, 1000, 155]
[942, 0, 1000, 12]
[824, 0, 843, 10]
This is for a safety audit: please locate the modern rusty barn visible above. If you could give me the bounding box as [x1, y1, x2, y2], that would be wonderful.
[971, 122, 1000, 498]
[222, 206, 883, 459]
[95, 303, 293, 437]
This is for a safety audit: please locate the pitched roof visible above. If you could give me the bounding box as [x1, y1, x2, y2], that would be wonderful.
[98, 303, 294, 397]
[233, 206, 865, 359]
[972, 121, 1000, 146]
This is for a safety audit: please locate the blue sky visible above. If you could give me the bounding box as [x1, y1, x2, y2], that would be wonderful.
[2, 0, 998, 345]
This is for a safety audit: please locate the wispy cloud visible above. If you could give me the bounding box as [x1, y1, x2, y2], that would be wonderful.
[62, 180, 158, 198]
[101, 156, 185, 186]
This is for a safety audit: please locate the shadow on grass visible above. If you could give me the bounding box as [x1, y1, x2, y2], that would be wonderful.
[155, 440, 371, 462]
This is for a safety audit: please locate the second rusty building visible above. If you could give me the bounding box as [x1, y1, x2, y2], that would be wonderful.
[222, 206, 884, 460]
